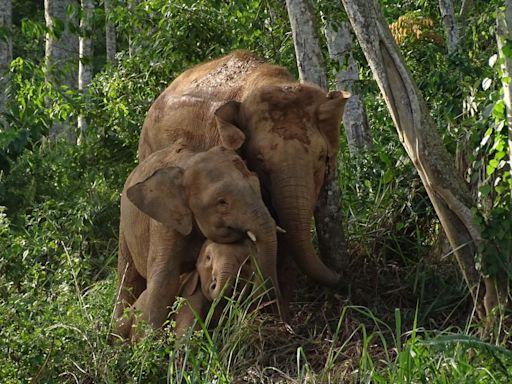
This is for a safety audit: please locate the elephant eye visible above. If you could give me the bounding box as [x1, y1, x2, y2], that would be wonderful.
[217, 198, 229, 208]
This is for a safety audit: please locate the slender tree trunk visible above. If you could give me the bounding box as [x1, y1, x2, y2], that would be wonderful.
[459, 0, 473, 21]
[497, 0, 512, 185]
[341, 0, 497, 318]
[0, 0, 12, 123]
[78, 0, 94, 141]
[438, 0, 460, 53]
[105, 0, 116, 64]
[285, 0, 327, 90]
[324, 19, 372, 154]
[286, 0, 347, 272]
[494, 0, 512, 308]
[45, 0, 77, 142]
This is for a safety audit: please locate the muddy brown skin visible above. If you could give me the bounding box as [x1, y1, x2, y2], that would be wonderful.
[138, 51, 350, 314]
[196, 239, 253, 300]
[172, 239, 254, 337]
[126, 239, 254, 339]
[115, 143, 278, 340]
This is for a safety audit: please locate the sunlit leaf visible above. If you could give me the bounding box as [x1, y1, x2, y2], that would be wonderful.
[493, 100, 505, 119]
[489, 54, 498, 67]
[482, 78, 492, 90]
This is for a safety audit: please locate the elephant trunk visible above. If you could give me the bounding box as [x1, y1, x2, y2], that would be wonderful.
[210, 270, 236, 299]
[210, 258, 246, 299]
[245, 207, 283, 314]
[271, 171, 341, 287]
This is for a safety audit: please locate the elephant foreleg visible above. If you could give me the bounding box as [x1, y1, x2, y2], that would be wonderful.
[134, 224, 185, 331]
[114, 233, 146, 339]
[174, 289, 210, 337]
[142, 268, 181, 329]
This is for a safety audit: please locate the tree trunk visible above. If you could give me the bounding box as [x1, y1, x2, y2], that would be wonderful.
[438, 0, 460, 53]
[459, 0, 473, 21]
[105, 0, 116, 65]
[45, 0, 77, 142]
[497, 0, 512, 183]
[324, 19, 372, 154]
[78, 0, 94, 141]
[285, 0, 347, 272]
[494, 0, 512, 308]
[341, 0, 494, 318]
[0, 0, 12, 122]
[285, 0, 327, 90]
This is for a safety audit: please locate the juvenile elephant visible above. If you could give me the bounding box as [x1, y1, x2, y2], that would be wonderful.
[138, 51, 350, 310]
[173, 239, 254, 336]
[114, 141, 280, 339]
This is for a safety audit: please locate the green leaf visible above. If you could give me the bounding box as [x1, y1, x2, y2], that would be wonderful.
[479, 184, 491, 197]
[495, 150, 506, 161]
[492, 100, 505, 119]
[502, 42, 512, 58]
[382, 169, 394, 184]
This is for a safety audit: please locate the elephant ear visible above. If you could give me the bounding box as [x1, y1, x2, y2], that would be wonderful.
[215, 101, 246, 150]
[179, 270, 201, 297]
[126, 167, 193, 235]
[317, 91, 351, 166]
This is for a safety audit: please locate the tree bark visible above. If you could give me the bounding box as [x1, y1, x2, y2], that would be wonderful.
[286, 0, 347, 272]
[438, 0, 460, 53]
[494, 1, 512, 309]
[324, 19, 372, 154]
[0, 0, 12, 122]
[497, 0, 512, 183]
[45, 0, 77, 142]
[285, 0, 327, 90]
[78, 0, 94, 140]
[341, 0, 493, 317]
[459, 0, 473, 21]
[105, 0, 116, 65]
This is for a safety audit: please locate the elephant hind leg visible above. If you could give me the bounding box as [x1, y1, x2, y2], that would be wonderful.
[113, 233, 146, 339]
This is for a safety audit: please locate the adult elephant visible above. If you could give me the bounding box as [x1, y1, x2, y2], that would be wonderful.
[138, 51, 350, 306]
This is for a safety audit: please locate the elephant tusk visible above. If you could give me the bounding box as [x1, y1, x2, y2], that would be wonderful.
[276, 225, 287, 234]
[246, 231, 257, 242]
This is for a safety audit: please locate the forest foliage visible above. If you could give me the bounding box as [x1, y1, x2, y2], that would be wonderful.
[1, 0, 511, 382]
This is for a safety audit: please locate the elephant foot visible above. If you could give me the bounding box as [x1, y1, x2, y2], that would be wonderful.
[111, 311, 134, 343]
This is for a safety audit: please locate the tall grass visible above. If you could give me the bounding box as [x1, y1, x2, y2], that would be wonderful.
[3, 247, 512, 383]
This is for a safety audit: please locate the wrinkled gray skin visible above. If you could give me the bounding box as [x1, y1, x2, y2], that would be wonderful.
[114, 144, 279, 340]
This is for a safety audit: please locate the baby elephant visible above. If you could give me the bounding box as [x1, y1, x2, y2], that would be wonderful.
[127, 239, 254, 339]
[174, 239, 254, 336]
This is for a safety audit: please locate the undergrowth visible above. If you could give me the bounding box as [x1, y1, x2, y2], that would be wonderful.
[1, 136, 510, 383]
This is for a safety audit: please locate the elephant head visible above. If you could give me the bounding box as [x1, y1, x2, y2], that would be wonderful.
[214, 85, 350, 287]
[196, 239, 254, 300]
[126, 146, 282, 310]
